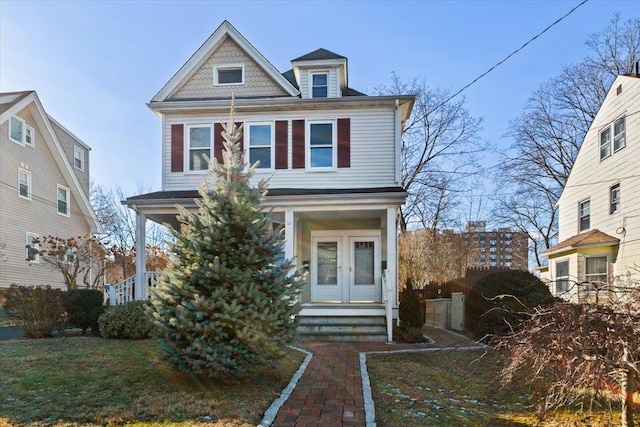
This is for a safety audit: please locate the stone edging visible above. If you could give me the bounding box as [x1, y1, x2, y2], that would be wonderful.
[257, 345, 314, 427]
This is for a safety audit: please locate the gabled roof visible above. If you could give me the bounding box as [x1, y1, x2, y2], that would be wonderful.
[541, 229, 619, 257]
[0, 91, 103, 234]
[152, 20, 299, 102]
[292, 48, 346, 62]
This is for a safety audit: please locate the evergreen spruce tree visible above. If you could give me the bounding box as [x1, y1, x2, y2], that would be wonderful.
[147, 99, 302, 377]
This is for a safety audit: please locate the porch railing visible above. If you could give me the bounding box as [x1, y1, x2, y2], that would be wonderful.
[106, 271, 161, 306]
[382, 269, 394, 342]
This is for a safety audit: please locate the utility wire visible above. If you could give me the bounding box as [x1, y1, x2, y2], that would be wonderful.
[405, 0, 589, 131]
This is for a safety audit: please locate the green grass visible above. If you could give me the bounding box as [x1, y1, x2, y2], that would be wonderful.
[0, 336, 304, 426]
[367, 349, 635, 427]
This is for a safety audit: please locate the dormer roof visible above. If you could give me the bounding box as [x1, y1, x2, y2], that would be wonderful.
[292, 48, 346, 62]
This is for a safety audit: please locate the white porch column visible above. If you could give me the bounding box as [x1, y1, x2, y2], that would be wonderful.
[386, 206, 398, 342]
[284, 209, 295, 263]
[135, 210, 147, 301]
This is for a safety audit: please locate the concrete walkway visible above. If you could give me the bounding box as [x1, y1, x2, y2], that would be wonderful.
[262, 327, 479, 427]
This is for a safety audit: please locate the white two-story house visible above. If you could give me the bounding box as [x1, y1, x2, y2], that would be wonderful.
[0, 91, 102, 289]
[541, 73, 640, 302]
[122, 21, 414, 341]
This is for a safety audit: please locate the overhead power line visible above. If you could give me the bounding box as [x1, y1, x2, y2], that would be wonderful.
[405, 0, 589, 131]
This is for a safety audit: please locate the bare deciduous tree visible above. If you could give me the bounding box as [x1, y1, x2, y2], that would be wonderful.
[495, 15, 640, 266]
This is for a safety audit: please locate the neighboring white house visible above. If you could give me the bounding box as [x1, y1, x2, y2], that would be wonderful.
[0, 91, 102, 289]
[120, 21, 415, 341]
[541, 74, 640, 302]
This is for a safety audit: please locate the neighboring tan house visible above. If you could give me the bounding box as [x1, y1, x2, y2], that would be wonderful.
[116, 21, 414, 341]
[0, 91, 102, 289]
[541, 74, 640, 302]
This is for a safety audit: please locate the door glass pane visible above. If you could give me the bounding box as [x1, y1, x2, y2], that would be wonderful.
[317, 242, 338, 286]
[354, 241, 374, 285]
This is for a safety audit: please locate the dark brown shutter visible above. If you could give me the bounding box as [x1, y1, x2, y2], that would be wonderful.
[214, 123, 224, 163]
[292, 119, 305, 169]
[275, 120, 288, 169]
[171, 124, 184, 172]
[337, 118, 351, 168]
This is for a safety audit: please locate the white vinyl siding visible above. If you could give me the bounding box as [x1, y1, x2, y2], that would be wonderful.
[162, 107, 397, 190]
[49, 119, 90, 196]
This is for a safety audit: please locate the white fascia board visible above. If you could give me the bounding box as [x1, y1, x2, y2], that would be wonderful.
[291, 58, 347, 68]
[262, 193, 407, 208]
[10, 93, 103, 234]
[47, 115, 92, 151]
[0, 92, 36, 125]
[152, 21, 299, 102]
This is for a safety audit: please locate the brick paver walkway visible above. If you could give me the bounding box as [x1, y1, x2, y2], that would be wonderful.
[268, 327, 477, 427]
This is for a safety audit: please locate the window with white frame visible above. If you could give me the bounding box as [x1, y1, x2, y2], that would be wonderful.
[247, 123, 272, 169]
[610, 183, 620, 214]
[555, 260, 569, 294]
[187, 126, 211, 171]
[600, 115, 626, 160]
[312, 73, 328, 98]
[74, 146, 84, 170]
[214, 65, 244, 85]
[613, 116, 626, 152]
[26, 232, 39, 263]
[18, 168, 31, 200]
[600, 127, 611, 160]
[308, 122, 334, 168]
[9, 116, 34, 146]
[578, 199, 590, 232]
[57, 184, 70, 216]
[584, 255, 608, 290]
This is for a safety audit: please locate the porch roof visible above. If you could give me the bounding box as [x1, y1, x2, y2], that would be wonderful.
[541, 229, 620, 258]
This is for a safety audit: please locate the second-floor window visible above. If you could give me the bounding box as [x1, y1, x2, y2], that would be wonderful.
[309, 122, 334, 168]
[188, 126, 211, 171]
[9, 116, 34, 147]
[578, 199, 590, 232]
[248, 124, 272, 169]
[610, 183, 620, 214]
[312, 73, 328, 98]
[18, 168, 31, 200]
[74, 146, 84, 170]
[57, 184, 70, 216]
[600, 115, 626, 160]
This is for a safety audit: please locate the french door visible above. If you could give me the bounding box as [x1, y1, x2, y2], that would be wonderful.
[310, 231, 381, 303]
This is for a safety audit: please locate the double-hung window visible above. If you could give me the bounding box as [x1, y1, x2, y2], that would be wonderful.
[9, 116, 34, 147]
[57, 184, 70, 216]
[312, 73, 328, 98]
[308, 122, 334, 168]
[187, 126, 212, 171]
[613, 116, 626, 152]
[74, 146, 84, 170]
[26, 233, 39, 263]
[578, 199, 590, 232]
[18, 168, 31, 200]
[600, 115, 626, 160]
[610, 183, 620, 214]
[600, 127, 611, 160]
[248, 123, 272, 169]
[584, 256, 608, 290]
[555, 260, 569, 294]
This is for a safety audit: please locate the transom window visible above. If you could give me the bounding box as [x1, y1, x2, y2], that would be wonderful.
[578, 199, 590, 232]
[214, 65, 244, 85]
[309, 122, 334, 168]
[9, 116, 34, 146]
[584, 256, 608, 290]
[57, 184, 70, 216]
[26, 232, 39, 263]
[600, 115, 626, 160]
[74, 146, 84, 170]
[187, 126, 212, 171]
[610, 183, 620, 214]
[312, 73, 328, 98]
[248, 124, 272, 169]
[18, 168, 31, 200]
[555, 260, 569, 294]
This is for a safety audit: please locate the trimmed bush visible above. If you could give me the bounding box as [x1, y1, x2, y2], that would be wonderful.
[98, 301, 150, 339]
[65, 289, 104, 334]
[3, 285, 66, 338]
[466, 270, 554, 341]
[398, 279, 426, 342]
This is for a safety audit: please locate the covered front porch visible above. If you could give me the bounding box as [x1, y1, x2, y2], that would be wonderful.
[118, 187, 406, 341]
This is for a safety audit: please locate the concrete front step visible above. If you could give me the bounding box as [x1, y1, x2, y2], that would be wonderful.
[295, 315, 387, 342]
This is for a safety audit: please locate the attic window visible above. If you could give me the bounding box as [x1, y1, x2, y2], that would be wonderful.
[214, 65, 244, 85]
[312, 73, 328, 98]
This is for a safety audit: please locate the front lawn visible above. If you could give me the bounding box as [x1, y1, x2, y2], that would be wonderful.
[367, 349, 634, 426]
[0, 336, 304, 426]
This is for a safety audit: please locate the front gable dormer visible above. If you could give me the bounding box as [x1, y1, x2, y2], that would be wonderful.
[290, 49, 348, 99]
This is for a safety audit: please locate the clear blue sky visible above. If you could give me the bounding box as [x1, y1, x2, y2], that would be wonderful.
[1, 1, 637, 204]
